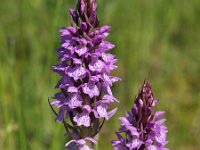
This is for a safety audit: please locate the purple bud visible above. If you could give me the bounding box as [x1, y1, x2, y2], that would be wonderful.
[69, 9, 78, 24]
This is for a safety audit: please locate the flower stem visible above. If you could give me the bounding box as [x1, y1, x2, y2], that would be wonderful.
[63, 120, 73, 139]
[48, 98, 72, 139]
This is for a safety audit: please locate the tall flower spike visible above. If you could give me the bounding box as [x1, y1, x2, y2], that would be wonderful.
[51, 0, 120, 149]
[112, 80, 169, 150]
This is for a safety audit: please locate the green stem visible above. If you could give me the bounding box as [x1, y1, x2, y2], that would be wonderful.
[95, 143, 98, 150]
[63, 120, 73, 140]
[48, 98, 72, 139]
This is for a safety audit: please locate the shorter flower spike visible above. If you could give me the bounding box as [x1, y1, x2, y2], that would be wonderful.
[112, 80, 169, 150]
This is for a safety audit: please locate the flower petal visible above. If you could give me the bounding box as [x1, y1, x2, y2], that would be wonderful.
[73, 113, 91, 127]
[82, 82, 99, 98]
[67, 66, 87, 81]
[66, 94, 83, 109]
[89, 59, 104, 72]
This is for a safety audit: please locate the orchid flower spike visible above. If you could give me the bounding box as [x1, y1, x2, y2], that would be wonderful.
[50, 0, 120, 149]
[112, 80, 169, 150]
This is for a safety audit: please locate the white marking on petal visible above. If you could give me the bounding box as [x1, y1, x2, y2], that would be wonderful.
[68, 66, 86, 80]
[97, 104, 108, 118]
[75, 46, 87, 56]
[67, 94, 82, 109]
[89, 60, 104, 72]
[73, 113, 90, 127]
[82, 83, 99, 98]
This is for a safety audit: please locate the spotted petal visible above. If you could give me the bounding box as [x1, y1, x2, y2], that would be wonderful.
[66, 94, 83, 109]
[89, 59, 104, 72]
[75, 46, 88, 56]
[82, 82, 99, 98]
[73, 113, 91, 127]
[67, 66, 87, 81]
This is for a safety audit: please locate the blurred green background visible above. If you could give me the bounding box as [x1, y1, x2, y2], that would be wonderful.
[0, 0, 200, 149]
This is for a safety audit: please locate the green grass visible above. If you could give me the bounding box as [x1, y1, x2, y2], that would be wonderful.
[0, 0, 200, 149]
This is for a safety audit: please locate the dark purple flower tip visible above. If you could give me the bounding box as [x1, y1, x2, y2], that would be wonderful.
[112, 80, 168, 150]
[80, 22, 88, 31]
[69, 8, 79, 24]
[76, 0, 99, 28]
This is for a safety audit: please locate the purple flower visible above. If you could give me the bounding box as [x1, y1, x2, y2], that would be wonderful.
[89, 59, 105, 72]
[112, 81, 168, 150]
[65, 137, 97, 150]
[50, 0, 120, 149]
[82, 82, 99, 98]
[67, 66, 87, 81]
[66, 93, 83, 109]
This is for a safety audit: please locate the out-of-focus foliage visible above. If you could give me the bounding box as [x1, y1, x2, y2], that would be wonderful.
[0, 0, 200, 149]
